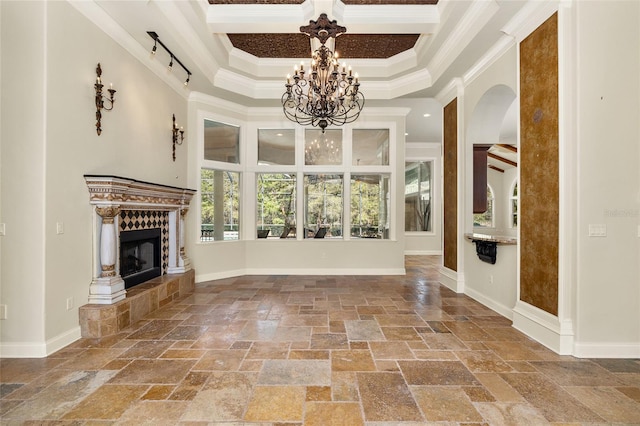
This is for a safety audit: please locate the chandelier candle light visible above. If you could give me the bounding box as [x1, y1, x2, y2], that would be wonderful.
[282, 14, 364, 132]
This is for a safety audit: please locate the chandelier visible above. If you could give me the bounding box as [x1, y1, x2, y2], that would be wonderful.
[282, 14, 364, 133]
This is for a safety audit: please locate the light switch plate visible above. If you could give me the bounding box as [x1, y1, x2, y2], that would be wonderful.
[57, 222, 64, 235]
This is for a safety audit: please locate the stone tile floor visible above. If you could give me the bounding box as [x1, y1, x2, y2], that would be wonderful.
[1, 256, 639, 425]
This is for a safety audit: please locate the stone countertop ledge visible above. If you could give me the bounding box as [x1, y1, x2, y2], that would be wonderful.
[464, 233, 518, 245]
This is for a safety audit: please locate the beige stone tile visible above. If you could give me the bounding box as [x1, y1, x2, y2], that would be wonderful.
[474, 402, 550, 425]
[109, 359, 196, 384]
[369, 341, 415, 360]
[412, 386, 483, 422]
[331, 350, 376, 372]
[304, 401, 364, 426]
[564, 386, 640, 424]
[117, 400, 189, 425]
[306, 385, 332, 401]
[192, 349, 246, 371]
[257, 359, 331, 385]
[181, 371, 256, 422]
[357, 372, 423, 422]
[499, 372, 603, 422]
[63, 384, 147, 420]
[244, 386, 305, 422]
[399, 360, 478, 386]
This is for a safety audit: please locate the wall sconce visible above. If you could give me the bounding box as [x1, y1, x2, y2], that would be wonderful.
[147, 31, 192, 87]
[172, 114, 185, 161]
[94, 63, 116, 135]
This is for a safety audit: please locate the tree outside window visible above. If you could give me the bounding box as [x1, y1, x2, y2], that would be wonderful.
[257, 173, 296, 238]
[351, 174, 390, 239]
[405, 161, 432, 232]
[473, 185, 494, 228]
[201, 169, 240, 241]
[304, 174, 343, 238]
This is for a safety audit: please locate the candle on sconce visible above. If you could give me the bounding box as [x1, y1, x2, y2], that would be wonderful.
[287, 74, 291, 84]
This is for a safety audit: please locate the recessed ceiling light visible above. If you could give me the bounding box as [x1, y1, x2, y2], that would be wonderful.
[276, 133, 283, 136]
[405, 133, 409, 136]
[423, 113, 431, 118]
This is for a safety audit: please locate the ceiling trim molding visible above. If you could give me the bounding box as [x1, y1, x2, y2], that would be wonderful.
[501, 0, 560, 42]
[462, 34, 516, 88]
[435, 76, 463, 106]
[189, 91, 249, 117]
[152, 0, 221, 83]
[206, 3, 439, 35]
[426, 0, 500, 83]
[67, 0, 190, 99]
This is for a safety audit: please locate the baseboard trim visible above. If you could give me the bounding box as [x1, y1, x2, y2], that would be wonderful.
[245, 268, 406, 276]
[573, 342, 640, 359]
[196, 269, 246, 283]
[464, 287, 514, 320]
[512, 300, 574, 355]
[438, 266, 465, 293]
[197, 267, 407, 283]
[0, 326, 81, 358]
[404, 250, 442, 255]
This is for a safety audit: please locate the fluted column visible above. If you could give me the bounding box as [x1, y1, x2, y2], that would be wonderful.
[89, 206, 126, 304]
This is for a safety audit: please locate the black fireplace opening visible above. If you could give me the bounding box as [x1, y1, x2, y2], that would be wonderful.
[120, 228, 162, 289]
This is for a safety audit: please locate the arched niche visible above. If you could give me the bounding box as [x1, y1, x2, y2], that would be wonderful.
[467, 85, 518, 222]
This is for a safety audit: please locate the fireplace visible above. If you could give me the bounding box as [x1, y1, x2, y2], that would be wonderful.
[120, 228, 161, 288]
[84, 175, 196, 305]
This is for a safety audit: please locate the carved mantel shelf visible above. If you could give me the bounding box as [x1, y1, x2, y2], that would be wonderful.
[84, 175, 197, 304]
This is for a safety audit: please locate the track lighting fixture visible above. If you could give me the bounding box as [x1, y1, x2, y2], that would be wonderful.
[147, 31, 192, 87]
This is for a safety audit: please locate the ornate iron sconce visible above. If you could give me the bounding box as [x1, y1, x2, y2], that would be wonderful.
[172, 114, 185, 161]
[94, 63, 116, 135]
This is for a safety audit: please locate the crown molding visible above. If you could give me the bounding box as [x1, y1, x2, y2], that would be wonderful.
[427, 0, 500, 83]
[501, 0, 560, 42]
[189, 91, 249, 117]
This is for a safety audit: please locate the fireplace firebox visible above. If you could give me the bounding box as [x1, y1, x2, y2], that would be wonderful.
[120, 228, 161, 289]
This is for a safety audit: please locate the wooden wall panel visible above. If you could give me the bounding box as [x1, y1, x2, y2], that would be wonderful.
[519, 13, 559, 316]
[443, 99, 458, 271]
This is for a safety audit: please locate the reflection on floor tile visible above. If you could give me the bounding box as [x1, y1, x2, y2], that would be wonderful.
[1, 256, 639, 424]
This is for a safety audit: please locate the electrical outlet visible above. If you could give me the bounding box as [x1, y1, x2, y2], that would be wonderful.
[0, 304, 7, 320]
[66, 297, 74, 310]
[489, 275, 494, 284]
[0, 223, 5, 236]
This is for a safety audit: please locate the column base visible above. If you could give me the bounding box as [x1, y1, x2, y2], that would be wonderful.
[88, 276, 126, 304]
[168, 255, 192, 274]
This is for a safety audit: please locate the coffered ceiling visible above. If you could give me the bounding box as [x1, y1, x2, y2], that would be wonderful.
[76, 0, 545, 142]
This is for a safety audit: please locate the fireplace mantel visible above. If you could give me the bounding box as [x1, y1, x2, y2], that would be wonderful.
[84, 175, 196, 304]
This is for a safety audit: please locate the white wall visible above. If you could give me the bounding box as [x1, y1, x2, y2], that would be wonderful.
[573, 0, 640, 356]
[0, 1, 188, 357]
[459, 46, 519, 318]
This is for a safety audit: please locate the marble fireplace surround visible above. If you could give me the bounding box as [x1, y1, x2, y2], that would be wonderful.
[81, 176, 197, 338]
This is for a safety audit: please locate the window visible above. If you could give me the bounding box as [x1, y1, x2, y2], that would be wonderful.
[351, 174, 390, 239]
[204, 120, 240, 163]
[200, 169, 240, 241]
[405, 161, 432, 232]
[258, 129, 295, 165]
[510, 183, 518, 227]
[305, 129, 342, 165]
[304, 174, 343, 238]
[352, 129, 389, 166]
[473, 185, 494, 228]
[257, 173, 297, 238]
